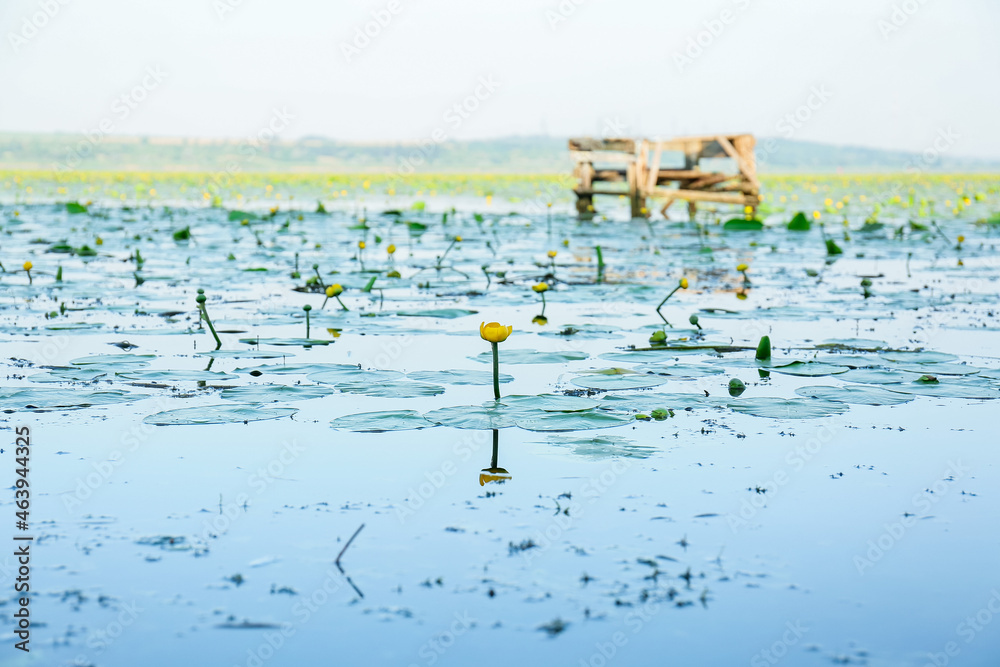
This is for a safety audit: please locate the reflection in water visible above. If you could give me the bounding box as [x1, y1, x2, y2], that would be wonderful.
[479, 429, 511, 486]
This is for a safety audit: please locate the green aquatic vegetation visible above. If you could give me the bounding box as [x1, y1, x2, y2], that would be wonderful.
[787, 212, 811, 231]
[656, 277, 688, 326]
[195, 289, 222, 350]
[755, 335, 771, 361]
[480, 321, 513, 400]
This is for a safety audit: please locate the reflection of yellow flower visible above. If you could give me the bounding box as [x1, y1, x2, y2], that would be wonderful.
[737, 263, 748, 272]
[387, 244, 396, 254]
[547, 250, 557, 258]
[679, 278, 688, 289]
[532, 282, 549, 293]
[326, 284, 343, 297]
[736, 291, 748, 300]
[480, 322, 512, 343]
[532, 315, 548, 326]
[23, 261, 33, 271]
[479, 468, 511, 486]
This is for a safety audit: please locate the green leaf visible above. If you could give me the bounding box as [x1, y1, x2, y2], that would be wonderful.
[396, 308, 478, 319]
[787, 212, 811, 231]
[514, 411, 633, 431]
[424, 404, 523, 430]
[172, 226, 192, 241]
[331, 410, 433, 432]
[794, 385, 913, 406]
[228, 210, 259, 221]
[470, 349, 588, 365]
[335, 381, 445, 398]
[723, 218, 763, 231]
[755, 335, 771, 361]
[143, 404, 298, 425]
[728, 397, 849, 419]
[220, 384, 333, 402]
[66, 202, 88, 214]
[408, 369, 514, 385]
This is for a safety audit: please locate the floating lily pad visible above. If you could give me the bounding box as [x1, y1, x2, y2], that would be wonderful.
[727, 397, 849, 419]
[423, 404, 524, 429]
[335, 381, 445, 398]
[882, 380, 1000, 400]
[236, 363, 347, 376]
[723, 218, 764, 231]
[470, 349, 588, 365]
[238, 337, 333, 347]
[220, 385, 333, 402]
[839, 368, 921, 385]
[0, 388, 148, 411]
[71, 354, 154, 366]
[143, 405, 298, 425]
[497, 394, 600, 412]
[892, 362, 982, 376]
[331, 410, 433, 432]
[514, 411, 633, 431]
[408, 369, 513, 385]
[27, 367, 110, 383]
[571, 369, 667, 391]
[880, 351, 958, 363]
[308, 367, 405, 384]
[395, 308, 478, 319]
[636, 363, 724, 378]
[199, 350, 295, 359]
[767, 361, 851, 377]
[599, 392, 718, 410]
[794, 385, 914, 406]
[117, 369, 238, 382]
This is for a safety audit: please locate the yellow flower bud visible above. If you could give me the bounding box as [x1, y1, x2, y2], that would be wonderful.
[957, 235, 965, 243]
[358, 241, 366, 250]
[387, 244, 396, 255]
[547, 250, 557, 258]
[23, 261, 33, 271]
[737, 263, 749, 272]
[479, 321, 512, 343]
[326, 284, 343, 297]
[532, 282, 549, 293]
[454, 236, 462, 242]
[679, 278, 688, 289]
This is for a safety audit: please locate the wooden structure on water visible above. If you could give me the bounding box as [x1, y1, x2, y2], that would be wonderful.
[569, 134, 760, 219]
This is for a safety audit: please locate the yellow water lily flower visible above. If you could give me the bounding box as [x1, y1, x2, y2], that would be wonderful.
[387, 244, 396, 255]
[957, 235, 965, 243]
[547, 250, 557, 258]
[679, 278, 688, 289]
[326, 284, 343, 297]
[737, 263, 749, 272]
[480, 322, 512, 343]
[358, 241, 366, 250]
[532, 282, 549, 293]
[23, 261, 33, 271]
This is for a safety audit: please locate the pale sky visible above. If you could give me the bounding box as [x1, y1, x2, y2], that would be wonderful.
[1, 0, 998, 158]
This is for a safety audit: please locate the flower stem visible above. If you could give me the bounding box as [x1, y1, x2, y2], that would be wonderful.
[491, 342, 500, 401]
[540, 291, 546, 316]
[199, 305, 222, 350]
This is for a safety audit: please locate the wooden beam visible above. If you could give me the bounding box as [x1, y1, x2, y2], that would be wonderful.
[715, 135, 761, 191]
[649, 188, 749, 205]
[569, 137, 636, 153]
[570, 151, 635, 165]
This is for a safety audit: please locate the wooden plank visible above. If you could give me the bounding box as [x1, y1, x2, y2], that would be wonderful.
[685, 173, 736, 190]
[570, 151, 635, 164]
[715, 135, 761, 191]
[644, 142, 663, 194]
[649, 188, 748, 205]
[569, 137, 636, 153]
[592, 169, 627, 183]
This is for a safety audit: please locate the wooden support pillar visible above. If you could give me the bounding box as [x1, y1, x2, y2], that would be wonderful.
[626, 162, 645, 218]
[687, 201, 697, 221]
[575, 161, 595, 217]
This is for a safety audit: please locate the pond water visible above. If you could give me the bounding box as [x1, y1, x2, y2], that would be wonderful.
[1, 174, 999, 666]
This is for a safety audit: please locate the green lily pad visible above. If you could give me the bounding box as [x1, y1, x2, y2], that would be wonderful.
[308, 367, 405, 384]
[599, 392, 718, 410]
[768, 361, 851, 377]
[882, 380, 1000, 400]
[571, 369, 666, 390]
[408, 369, 513, 385]
[0, 388, 147, 411]
[636, 363, 724, 378]
[787, 212, 811, 231]
[143, 405, 298, 425]
[238, 337, 333, 347]
[71, 354, 155, 366]
[423, 404, 523, 430]
[220, 385, 333, 402]
[396, 308, 478, 319]
[117, 369, 238, 382]
[723, 218, 764, 231]
[727, 397, 849, 419]
[199, 350, 295, 359]
[236, 363, 348, 376]
[335, 381, 445, 398]
[497, 394, 600, 412]
[470, 349, 589, 365]
[794, 385, 914, 406]
[892, 362, 981, 376]
[27, 367, 110, 383]
[514, 411, 633, 431]
[839, 368, 921, 385]
[880, 351, 958, 363]
[331, 410, 433, 432]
